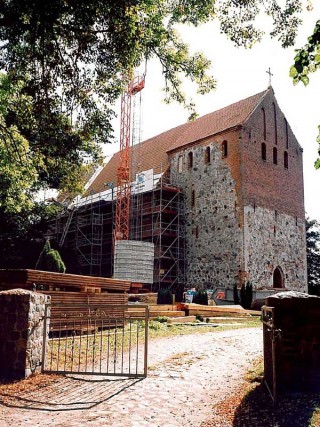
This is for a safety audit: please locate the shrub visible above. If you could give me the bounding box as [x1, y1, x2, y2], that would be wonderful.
[175, 285, 184, 302]
[35, 239, 66, 273]
[153, 316, 168, 323]
[240, 283, 246, 307]
[246, 281, 253, 308]
[240, 281, 253, 309]
[157, 288, 173, 304]
[193, 290, 208, 305]
[233, 283, 240, 305]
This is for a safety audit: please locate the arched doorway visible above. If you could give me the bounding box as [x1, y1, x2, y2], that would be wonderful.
[273, 266, 284, 288]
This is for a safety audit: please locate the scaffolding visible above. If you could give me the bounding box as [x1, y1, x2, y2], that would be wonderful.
[130, 182, 185, 293]
[46, 179, 186, 294]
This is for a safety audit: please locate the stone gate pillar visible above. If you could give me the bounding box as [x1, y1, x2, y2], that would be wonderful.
[0, 289, 50, 381]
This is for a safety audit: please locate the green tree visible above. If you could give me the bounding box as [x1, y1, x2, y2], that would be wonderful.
[306, 218, 320, 296]
[289, 19, 320, 168]
[0, 73, 81, 267]
[35, 239, 66, 273]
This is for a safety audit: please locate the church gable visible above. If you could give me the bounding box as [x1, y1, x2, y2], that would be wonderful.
[240, 88, 305, 219]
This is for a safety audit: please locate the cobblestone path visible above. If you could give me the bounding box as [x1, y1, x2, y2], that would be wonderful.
[0, 327, 262, 427]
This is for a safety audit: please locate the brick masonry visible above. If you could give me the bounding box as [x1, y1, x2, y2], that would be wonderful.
[169, 88, 307, 292]
[0, 289, 50, 380]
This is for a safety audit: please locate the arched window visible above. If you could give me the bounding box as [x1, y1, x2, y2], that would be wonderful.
[273, 266, 284, 288]
[262, 108, 266, 140]
[222, 140, 228, 157]
[273, 102, 278, 144]
[273, 147, 277, 165]
[178, 156, 183, 173]
[284, 118, 289, 149]
[204, 146, 211, 164]
[188, 152, 193, 169]
[261, 142, 266, 161]
[284, 151, 288, 169]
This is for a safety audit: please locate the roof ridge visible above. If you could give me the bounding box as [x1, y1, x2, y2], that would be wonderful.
[193, 88, 269, 124]
[130, 88, 270, 151]
[239, 87, 271, 126]
[168, 87, 270, 152]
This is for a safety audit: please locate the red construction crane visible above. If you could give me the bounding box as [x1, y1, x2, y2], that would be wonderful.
[114, 73, 145, 242]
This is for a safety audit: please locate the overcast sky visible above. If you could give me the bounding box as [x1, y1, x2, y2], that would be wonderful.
[105, 2, 320, 221]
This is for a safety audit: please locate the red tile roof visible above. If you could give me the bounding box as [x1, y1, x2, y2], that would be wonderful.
[87, 88, 269, 195]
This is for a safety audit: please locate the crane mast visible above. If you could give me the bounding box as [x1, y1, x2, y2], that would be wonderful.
[114, 74, 145, 242]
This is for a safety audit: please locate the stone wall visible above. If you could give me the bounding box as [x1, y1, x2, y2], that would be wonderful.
[0, 289, 50, 380]
[170, 131, 243, 290]
[243, 205, 307, 291]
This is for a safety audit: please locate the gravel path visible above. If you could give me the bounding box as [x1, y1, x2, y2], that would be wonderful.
[0, 327, 262, 427]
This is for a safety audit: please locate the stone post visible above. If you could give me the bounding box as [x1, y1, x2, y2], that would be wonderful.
[0, 289, 51, 381]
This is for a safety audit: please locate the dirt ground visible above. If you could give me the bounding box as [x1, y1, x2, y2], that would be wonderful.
[0, 327, 262, 427]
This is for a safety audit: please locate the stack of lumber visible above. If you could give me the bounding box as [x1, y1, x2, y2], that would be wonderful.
[128, 304, 185, 319]
[0, 269, 131, 293]
[0, 269, 131, 333]
[42, 291, 129, 332]
[183, 303, 260, 317]
[128, 293, 158, 304]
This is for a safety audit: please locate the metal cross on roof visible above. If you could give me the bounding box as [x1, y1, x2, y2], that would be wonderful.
[266, 67, 273, 86]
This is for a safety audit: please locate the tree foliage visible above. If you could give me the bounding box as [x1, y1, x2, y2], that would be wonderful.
[289, 17, 320, 168]
[306, 218, 320, 295]
[35, 239, 66, 273]
[0, 0, 217, 127]
[218, 0, 303, 48]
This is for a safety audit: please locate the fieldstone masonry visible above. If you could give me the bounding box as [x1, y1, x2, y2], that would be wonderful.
[170, 139, 242, 289]
[0, 289, 50, 380]
[244, 205, 307, 291]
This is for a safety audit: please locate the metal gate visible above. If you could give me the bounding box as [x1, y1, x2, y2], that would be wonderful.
[262, 305, 281, 402]
[42, 303, 149, 378]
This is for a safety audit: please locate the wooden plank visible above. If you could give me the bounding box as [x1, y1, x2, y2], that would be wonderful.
[0, 269, 131, 292]
[183, 303, 251, 317]
[41, 291, 129, 332]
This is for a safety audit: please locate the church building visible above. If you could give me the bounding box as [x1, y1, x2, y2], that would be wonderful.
[51, 87, 307, 295]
